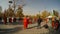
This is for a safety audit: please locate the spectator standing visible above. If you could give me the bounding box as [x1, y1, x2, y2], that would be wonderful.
[37, 17, 42, 28]
[23, 16, 28, 29]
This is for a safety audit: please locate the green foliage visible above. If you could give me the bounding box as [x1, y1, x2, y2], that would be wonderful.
[41, 10, 50, 18]
[16, 7, 24, 17]
[53, 10, 59, 17]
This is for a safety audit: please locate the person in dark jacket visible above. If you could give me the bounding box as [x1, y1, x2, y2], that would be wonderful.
[37, 17, 42, 28]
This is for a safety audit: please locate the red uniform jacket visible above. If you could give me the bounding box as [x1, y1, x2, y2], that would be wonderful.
[23, 17, 28, 29]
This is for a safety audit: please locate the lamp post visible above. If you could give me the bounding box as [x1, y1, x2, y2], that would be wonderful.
[9, 0, 25, 12]
[39, 11, 40, 16]
[9, 0, 16, 12]
[13, 0, 16, 12]
[9, 0, 13, 10]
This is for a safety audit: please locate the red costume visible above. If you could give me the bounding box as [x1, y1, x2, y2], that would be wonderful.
[4, 17, 7, 24]
[9, 17, 12, 23]
[52, 21, 55, 28]
[29, 19, 32, 24]
[52, 21, 59, 30]
[13, 18, 16, 22]
[23, 17, 28, 29]
[55, 23, 58, 29]
[34, 18, 37, 22]
[3, 14, 7, 24]
[27, 17, 30, 24]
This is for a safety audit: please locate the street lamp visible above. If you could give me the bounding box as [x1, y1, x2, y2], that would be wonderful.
[9, 1, 13, 3]
[8, 0, 16, 12]
[8, 0, 26, 12]
[13, 0, 16, 12]
[9, 1, 13, 8]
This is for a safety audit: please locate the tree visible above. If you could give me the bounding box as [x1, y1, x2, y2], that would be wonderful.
[36, 14, 41, 18]
[53, 10, 59, 17]
[0, 6, 2, 12]
[41, 10, 50, 18]
[7, 7, 14, 17]
[0, 12, 2, 17]
[4, 10, 8, 17]
[16, 6, 24, 17]
[0, 6, 2, 17]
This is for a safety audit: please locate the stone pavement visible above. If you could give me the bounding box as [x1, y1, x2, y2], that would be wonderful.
[0, 22, 60, 34]
[13, 27, 49, 34]
[12, 22, 52, 34]
[0, 24, 23, 29]
[0, 22, 50, 34]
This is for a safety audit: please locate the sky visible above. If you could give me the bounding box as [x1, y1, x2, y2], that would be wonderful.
[0, 0, 60, 15]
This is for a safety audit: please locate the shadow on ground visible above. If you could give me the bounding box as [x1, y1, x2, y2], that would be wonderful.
[0, 27, 23, 34]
